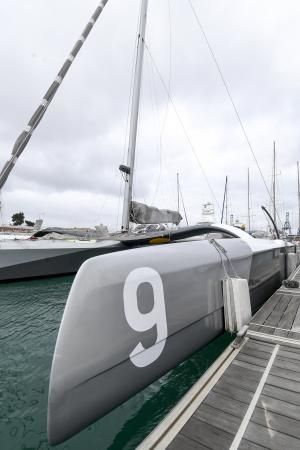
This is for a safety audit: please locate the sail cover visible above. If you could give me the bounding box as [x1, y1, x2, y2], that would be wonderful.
[130, 201, 182, 225]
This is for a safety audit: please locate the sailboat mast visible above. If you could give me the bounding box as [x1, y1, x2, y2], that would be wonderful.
[177, 173, 180, 213]
[221, 176, 227, 224]
[247, 168, 250, 231]
[225, 177, 228, 224]
[297, 160, 300, 235]
[272, 141, 276, 227]
[121, 0, 149, 231]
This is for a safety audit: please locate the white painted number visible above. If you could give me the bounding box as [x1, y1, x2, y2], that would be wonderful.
[123, 267, 168, 367]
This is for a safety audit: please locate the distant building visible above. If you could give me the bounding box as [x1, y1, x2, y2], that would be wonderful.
[201, 203, 215, 223]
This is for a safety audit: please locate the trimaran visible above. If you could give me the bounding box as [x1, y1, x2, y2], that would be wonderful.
[42, 0, 299, 445]
[0, 0, 296, 444]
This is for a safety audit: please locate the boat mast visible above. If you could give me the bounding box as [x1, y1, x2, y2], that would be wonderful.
[221, 175, 227, 224]
[272, 141, 276, 227]
[121, 0, 149, 231]
[247, 168, 251, 231]
[177, 173, 180, 213]
[225, 177, 228, 224]
[177, 174, 189, 226]
[298, 160, 300, 235]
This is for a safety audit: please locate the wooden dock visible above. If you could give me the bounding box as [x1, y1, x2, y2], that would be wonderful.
[138, 264, 300, 450]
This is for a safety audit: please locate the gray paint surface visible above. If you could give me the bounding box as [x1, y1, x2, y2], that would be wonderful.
[48, 238, 253, 444]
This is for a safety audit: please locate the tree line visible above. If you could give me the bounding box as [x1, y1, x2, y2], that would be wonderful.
[11, 212, 35, 227]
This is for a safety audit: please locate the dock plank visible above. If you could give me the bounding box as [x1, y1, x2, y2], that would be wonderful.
[262, 384, 300, 407]
[258, 395, 300, 422]
[274, 356, 300, 373]
[250, 293, 282, 324]
[288, 330, 300, 340]
[227, 362, 264, 381]
[233, 358, 265, 373]
[242, 339, 274, 354]
[267, 374, 300, 394]
[193, 404, 241, 436]
[275, 296, 300, 337]
[179, 417, 234, 450]
[236, 352, 269, 368]
[213, 379, 254, 404]
[203, 391, 248, 418]
[277, 344, 300, 354]
[220, 373, 259, 393]
[270, 365, 300, 383]
[251, 407, 300, 440]
[168, 434, 210, 450]
[291, 303, 300, 332]
[238, 439, 268, 450]
[244, 421, 300, 450]
[263, 295, 292, 332]
[239, 346, 273, 361]
[278, 348, 300, 362]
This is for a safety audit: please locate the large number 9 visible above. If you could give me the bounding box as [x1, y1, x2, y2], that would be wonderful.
[123, 267, 168, 368]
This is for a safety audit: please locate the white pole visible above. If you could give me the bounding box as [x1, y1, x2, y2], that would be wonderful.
[225, 178, 228, 225]
[297, 160, 300, 235]
[177, 173, 180, 213]
[247, 168, 250, 231]
[121, 0, 149, 231]
[272, 142, 276, 227]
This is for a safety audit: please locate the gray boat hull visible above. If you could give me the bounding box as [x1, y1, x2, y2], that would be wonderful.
[0, 239, 124, 281]
[48, 238, 254, 444]
[47, 231, 290, 444]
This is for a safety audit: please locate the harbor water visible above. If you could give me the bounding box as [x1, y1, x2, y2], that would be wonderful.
[0, 276, 233, 450]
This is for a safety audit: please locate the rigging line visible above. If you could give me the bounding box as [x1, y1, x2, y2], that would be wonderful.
[148, 57, 163, 206]
[188, 0, 283, 228]
[150, 0, 173, 206]
[147, 50, 161, 205]
[144, 42, 222, 214]
[147, 52, 174, 208]
[179, 181, 189, 226]
[116, 174, 124, 230]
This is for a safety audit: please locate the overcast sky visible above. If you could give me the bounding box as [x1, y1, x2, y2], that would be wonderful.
[0, 0, 299, 232]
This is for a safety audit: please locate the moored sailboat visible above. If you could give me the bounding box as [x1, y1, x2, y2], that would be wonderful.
[47, 0, 297, 444]
[0, 0, 180, 282]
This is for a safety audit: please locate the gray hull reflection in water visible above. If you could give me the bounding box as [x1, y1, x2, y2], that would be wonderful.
[48, 238, 260, 444]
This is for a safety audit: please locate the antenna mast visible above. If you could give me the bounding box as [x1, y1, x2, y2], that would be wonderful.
[120, 0, 149, 231]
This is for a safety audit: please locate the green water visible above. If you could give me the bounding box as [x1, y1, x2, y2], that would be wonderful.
[0, 276, 233, 450]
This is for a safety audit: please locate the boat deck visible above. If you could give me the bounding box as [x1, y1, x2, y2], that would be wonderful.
[138, 264, 300, 450]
